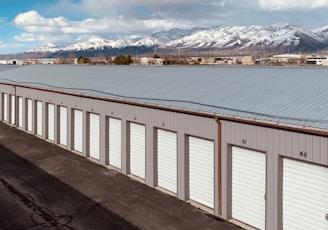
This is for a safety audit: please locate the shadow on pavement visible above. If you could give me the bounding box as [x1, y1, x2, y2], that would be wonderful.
[0, 144, 139, 230]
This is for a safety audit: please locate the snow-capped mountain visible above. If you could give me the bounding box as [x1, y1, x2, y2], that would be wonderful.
[164, 23, 328, 49]
[27, 23, 328, 54]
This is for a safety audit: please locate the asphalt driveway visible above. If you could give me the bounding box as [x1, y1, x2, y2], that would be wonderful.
[0, 122, 242, 230]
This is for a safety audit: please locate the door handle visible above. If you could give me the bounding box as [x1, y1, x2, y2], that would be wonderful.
[326, 214, 328, 220]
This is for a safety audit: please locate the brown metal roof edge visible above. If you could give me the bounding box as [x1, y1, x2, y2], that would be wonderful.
[2, 82, 328, 137]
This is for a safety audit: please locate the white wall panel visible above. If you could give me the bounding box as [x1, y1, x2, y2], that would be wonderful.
[231, 146, 266, 230]
[189, 136, 214, 208]
[59, 106, 67, 146]
[283, 158, 328, 230]
[10, 95, 15, 125]
[109, 118, 121, 169]
[89, 113, 100, 160]
[47, 104, 55, 141]
[27, 99, 33, 132]
[36, 101, 43, 136]
[3, 93, 8, 122]
[130, 123, 146, 179]
[18, 97, 23, 128]
[157, 129, 177, 193]
[73, 110, 83, 152]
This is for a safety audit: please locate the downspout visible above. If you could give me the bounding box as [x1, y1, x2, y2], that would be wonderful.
[214, 116, 222, 215]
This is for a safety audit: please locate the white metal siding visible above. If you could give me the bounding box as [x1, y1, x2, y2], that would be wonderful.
[18, 97, 23, 128]
[189, 136, 214, 208]
[109, 118, 121, 169]
[27, 99, 33, 132]
[73, 110, 83, 152]
[89, 113, 100, 160]
[3, 94, 8, 122]
[36, 101, 43, 136]
[231, 146, 266, 230]
[47, 104, 55, 141]
[10, 95, 15, 125]
[130, 123, 146, 179]
[59, 106, 67, 146]
[283, 158, 328, 230]
[157, 129, 177, 193]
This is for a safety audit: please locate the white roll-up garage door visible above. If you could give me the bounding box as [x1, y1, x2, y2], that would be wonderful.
[10, 95, 15, 125]
[157, 129, 177, 194]
[59, 106, 67, 146]
[109, 118, 121, 169]
[189, 136, 214, 209]
[231, 146, 266, 230]
[27, 99, 33, 132]
[283, 158, 328, 230]
[73, 110, 83, 153]
[47, 104, 55, 141]
[3, 93, 8, 122]
[88, 113, 100, 160]
[18, 97, 23, 128]
[36, 101, 43, 136]
[130, 123, 146, 179]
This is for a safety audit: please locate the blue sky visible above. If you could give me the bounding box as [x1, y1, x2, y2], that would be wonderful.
[1, 0, 328, 54]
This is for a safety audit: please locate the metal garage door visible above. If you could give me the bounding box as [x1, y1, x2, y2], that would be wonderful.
[231, 146, 266, 230]
[73, 110, 83, 152]
[109, 118, 121, 169]
[189, 136, 214, 208]
[157, 129, 177, 193]
[36, 101, 43, 136]
[18, 97, 23, 128]
[88, 113, 100, 160]
[10, 95, 15, 125]
[47, 104, 55, 141]
[3, 93, 8, 122]
[130, 123, 145, 179]
[27, 99, 33, 132]
[283, 158, 328, 230]
[59, 106, 67, 146]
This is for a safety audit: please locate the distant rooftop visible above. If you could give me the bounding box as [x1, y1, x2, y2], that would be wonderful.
[1, 64, 328, 132]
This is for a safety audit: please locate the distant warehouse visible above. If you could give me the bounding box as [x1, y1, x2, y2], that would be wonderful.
[0, 65, 327, 230]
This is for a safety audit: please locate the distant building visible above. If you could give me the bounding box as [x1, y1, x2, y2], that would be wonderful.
[0, 59, 24, 65]
[272, 54, 302, 63]
[306, 55, 328, 65]
[198, 56, 253, 65]
[140, 57, 163, 65]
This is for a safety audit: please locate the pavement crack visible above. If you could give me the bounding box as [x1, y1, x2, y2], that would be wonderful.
[0, 178, 75, 230]
[15, 176, 50, 204]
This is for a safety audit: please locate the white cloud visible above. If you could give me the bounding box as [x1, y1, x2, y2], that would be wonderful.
[0, 40, 7, 48]
[12, 10, 191, 44]
[7, 0, 328, 53]
[259, 0, 328, 10]
[0, 40, 26, 54]
[0, 17, 6, 23]
[14, 32, 72, 43]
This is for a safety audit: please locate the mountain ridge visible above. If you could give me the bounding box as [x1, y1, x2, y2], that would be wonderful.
[27, 23, 328, 56]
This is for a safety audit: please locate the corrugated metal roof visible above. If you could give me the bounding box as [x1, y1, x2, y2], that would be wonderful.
[0, 65, 21, 72]
[1, 64, 328, 131]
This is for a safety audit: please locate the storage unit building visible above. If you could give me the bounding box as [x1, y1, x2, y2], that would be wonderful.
[0, 65, 327, 230]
